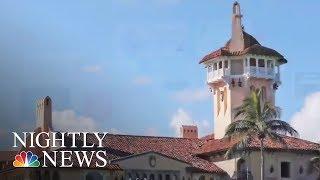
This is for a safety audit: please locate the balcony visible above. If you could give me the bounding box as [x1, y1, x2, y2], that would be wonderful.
[207, 67, 279, 83]
[244, 67, 275, 79]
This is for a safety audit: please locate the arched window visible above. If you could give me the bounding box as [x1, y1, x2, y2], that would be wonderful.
[150, 174, 155, 180]
[218, 61, 223, 69]
[53, 171, 60, 180]
[86, 172, 103, 180]
[165, 174, 171, 180]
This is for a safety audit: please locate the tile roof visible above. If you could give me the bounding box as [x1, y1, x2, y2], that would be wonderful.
[196, 135, 320, 156]
[84, 134, 226, 174]
[199, 31, 287, 64]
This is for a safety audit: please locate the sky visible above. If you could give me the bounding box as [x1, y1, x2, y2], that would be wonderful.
[1, 0, 320, 150]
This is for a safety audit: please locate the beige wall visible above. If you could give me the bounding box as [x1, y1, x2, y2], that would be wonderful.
[213, 151, 318, 180]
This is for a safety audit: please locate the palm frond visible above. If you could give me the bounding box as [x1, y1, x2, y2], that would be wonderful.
[266, 120, 299, 137]
[225, 135, 253, 159]
[224, 88, 299, 159]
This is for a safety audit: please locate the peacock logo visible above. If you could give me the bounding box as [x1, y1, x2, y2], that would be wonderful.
[13, 151, 40, 167]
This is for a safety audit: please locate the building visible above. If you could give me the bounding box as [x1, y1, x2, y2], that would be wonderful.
[0, 2, 319, 180]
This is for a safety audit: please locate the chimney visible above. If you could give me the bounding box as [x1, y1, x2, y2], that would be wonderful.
[36, 96, 52, 132]
[180, 125, 198, 139]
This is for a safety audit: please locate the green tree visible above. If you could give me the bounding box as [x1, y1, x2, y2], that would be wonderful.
[224, 89, 298, 180]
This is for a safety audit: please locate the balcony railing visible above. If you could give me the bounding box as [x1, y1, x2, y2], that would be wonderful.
[245, 67, 275, 79]
[207, 67, 278, 83]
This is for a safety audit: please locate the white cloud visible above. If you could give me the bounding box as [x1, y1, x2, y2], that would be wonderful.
[170, 108, 211, 137]
[290, 92, 320, 142]
[82, 65, 102, 73]
[132, 76, 152, 85]
[173, 88, 210, 103]
[170, 108, 194, 136]
[53, 110, 97, 131]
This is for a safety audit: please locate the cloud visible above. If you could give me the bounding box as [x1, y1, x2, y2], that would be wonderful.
[82, 65, 102, 73]
[173, 88, 210, 103]
[170, 108, 211, 137]
[132, 76, 152, 85]
[53, 110, 97, 131]
[170, 108, 194, 136]
[290, 92, 320, 142]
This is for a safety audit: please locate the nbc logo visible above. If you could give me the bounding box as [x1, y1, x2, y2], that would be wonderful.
[13, 151, 40, 167]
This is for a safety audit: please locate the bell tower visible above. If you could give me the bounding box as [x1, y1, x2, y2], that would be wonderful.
[199, 2, 287, 139]
[36, 96, 52, 132]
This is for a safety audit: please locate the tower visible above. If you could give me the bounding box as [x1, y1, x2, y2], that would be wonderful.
[36, 96, 53, 132]
[199, 2, 287, 139]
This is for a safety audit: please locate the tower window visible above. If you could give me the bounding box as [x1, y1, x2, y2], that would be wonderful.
[219, 61, 223, 69]
[281, 162, 290, 178]
[208, 66, 212, 73]
[250, 58, 256, 67]
[267, 60, 272, 68]
[258, 59, 265, 67]
[224, 60, 229, 68]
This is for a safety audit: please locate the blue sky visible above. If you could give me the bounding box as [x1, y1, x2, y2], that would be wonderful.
[1, 0, 320, 149]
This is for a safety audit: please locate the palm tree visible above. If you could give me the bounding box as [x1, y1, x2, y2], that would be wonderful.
[224, 89, 298, 180]
[309, 150, 320, 180]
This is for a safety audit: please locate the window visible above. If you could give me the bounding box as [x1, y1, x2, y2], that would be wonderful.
[230, 60, 244, 75]
[258, 59, 265, 67]
[281, 162, 290, 178]
[208, 66, 212, 73]
[250, 58, 256, 67]
[158, 174, 163, 180]
[218, 61, 222, 69]
[150, 174, 155, 180]
[165, 174, 171, 180]
[214, 63, 217, 70]
[224, 60, 228, 68]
